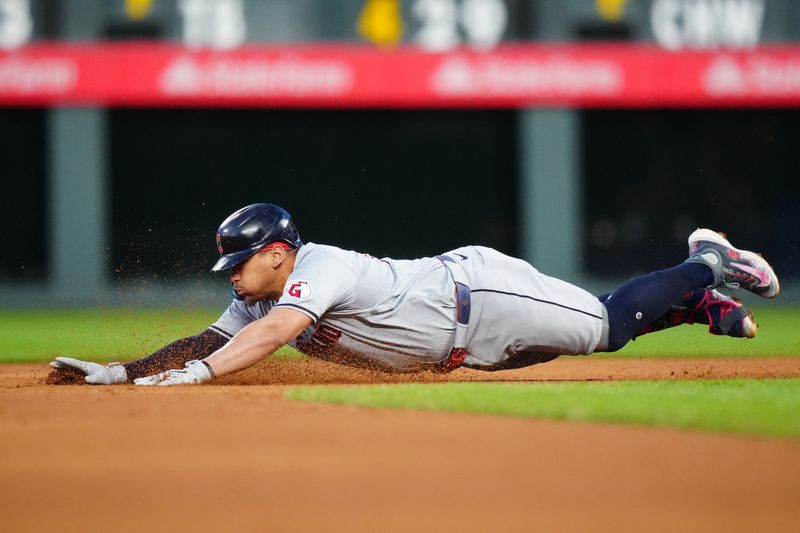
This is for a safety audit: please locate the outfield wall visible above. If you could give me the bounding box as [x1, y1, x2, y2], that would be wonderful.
[3, 104, 798, 307]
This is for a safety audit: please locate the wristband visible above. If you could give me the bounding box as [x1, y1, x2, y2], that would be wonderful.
[201, 360, 216, 378]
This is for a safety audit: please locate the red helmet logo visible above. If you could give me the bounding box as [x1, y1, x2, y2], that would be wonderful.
[216, 233, 223, 254]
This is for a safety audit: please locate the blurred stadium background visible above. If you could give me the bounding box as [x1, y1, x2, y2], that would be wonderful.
[2, 0, 798, 309]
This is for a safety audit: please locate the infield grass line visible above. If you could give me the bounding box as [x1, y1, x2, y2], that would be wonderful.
[286, 378, 800, 439]
[0, 306, 798, 363]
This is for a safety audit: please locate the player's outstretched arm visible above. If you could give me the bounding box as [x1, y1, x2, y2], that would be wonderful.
[47, 329, 229, 385]
[122, 329, 228, 380]
[135, 308, 312, 386]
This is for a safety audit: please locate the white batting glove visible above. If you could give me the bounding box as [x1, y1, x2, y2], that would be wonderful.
[133, 371, 170, 386]
[49, 356, 128, 384]
[134, 360, 213, 387]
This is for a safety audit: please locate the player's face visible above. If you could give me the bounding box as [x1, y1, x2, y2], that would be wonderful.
[229, 252, 281, 301]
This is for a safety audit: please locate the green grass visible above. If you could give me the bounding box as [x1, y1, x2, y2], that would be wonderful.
[287, 379, 800, 438]
[0, 306, 797, 363]
[0, 308, 302, 363]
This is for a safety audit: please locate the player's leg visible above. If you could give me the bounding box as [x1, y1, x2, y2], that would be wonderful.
[600, 229, 779, 352]
[598, 288, 758, 339]
[599, 263, 713, 352]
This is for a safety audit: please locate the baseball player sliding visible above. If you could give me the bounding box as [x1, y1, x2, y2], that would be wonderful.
[49, 203, 779, 386]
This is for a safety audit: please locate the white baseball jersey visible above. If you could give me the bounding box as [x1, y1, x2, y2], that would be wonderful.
[211, 243, 605, 372]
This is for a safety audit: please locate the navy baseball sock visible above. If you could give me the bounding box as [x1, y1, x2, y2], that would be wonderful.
[600, 263, 713, 352]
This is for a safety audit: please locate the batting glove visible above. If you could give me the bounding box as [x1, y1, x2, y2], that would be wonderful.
[49, 356, 128, 385]
[134, 360, 213, 387]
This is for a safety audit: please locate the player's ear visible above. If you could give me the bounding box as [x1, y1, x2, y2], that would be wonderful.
[270, 246, 287, 269]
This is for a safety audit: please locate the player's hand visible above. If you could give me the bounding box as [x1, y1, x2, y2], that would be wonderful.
[133, 360, 213, 387]
[49, 356, 128, 384]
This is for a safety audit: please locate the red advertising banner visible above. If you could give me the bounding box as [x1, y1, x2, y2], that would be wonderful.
[1, 42, 800, 108]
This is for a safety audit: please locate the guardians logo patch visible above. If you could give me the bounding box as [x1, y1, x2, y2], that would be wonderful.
[287, 280, 312, 299]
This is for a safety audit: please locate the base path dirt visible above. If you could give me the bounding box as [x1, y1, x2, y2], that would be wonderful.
[2, 357, 800, 533]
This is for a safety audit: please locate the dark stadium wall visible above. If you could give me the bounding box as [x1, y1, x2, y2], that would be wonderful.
[2, 108, 798, 285]
[108, 109, 519, 281]
[1, 108, 47, 281]
[583, 109, 800, 283]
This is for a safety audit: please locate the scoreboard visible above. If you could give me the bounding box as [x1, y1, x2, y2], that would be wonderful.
[1, 0, 796, 50]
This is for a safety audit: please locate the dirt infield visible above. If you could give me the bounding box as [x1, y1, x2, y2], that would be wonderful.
[2, 357, 800, 533]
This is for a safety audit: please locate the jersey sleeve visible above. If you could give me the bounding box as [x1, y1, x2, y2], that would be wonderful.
[210, 298, 275, 339]
[275, 253, 357, 323]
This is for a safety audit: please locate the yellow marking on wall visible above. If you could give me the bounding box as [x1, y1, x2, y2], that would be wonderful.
[596, 0, 630, 22]
[357, 0, 404, 49]
[125, 0, 155, 21]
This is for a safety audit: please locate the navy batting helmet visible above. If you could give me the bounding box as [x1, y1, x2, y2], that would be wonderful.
[211, 203, 302, 272]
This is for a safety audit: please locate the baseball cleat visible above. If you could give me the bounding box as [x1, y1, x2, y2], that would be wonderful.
[689, 289, 758, 338]
[685, 228, 780, 299]
[640, 289, 758, 339]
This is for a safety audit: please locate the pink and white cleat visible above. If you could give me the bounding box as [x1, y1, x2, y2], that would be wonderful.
[686, 228, 780, 299]
[689, 289, 758, 338]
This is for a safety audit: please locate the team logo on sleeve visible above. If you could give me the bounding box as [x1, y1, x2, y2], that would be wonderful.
[287, 280, 312, 299]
